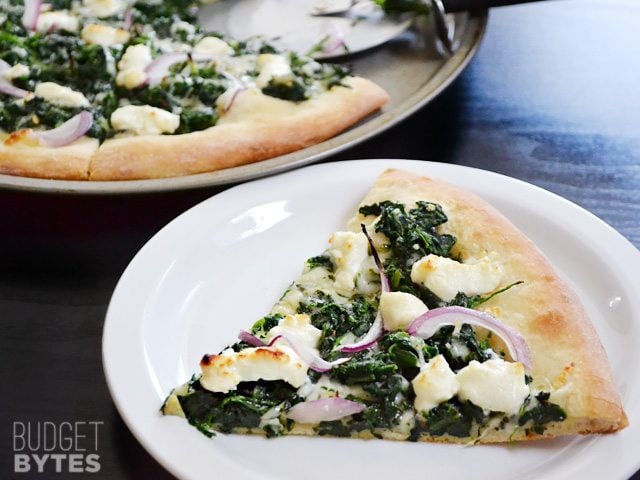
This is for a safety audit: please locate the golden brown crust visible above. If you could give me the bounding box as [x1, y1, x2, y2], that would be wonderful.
[346, 168, 628, 439]
[0, 76, 388, 181]
[0, 135, 98, 180]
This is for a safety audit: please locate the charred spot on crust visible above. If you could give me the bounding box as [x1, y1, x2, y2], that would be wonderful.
[200, 354, 213, 366]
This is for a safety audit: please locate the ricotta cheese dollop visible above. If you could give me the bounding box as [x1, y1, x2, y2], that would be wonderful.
[456, 358, 530, 415]
[412, 355, 459, 412]
[379, 291, 428, 331]
[265, 313, 322, 350]
[34, 82, 90, 108]
[110, 105, 180, 135]
[410, 254, 503, 302]
[328, 231, 371, 297]
[199, 345, 309, 393]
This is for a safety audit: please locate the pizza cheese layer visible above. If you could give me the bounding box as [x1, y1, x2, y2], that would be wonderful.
[163, 170, 628, 443]
[0, 0, 389, 179]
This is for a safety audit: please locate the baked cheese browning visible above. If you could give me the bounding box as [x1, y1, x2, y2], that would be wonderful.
[162, 170, 627, 442]
[0, 0, 389, 180]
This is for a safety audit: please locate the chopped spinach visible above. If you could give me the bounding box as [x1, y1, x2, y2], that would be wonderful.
[518, 392, 566, 434]
[179, 380, 299, 435]
[374, 0, 431, 15]
[250, 313, 283, 337]
[305, 254, 334, 271]
[411, 399, 486, 439]
[448, 281, 524, 309]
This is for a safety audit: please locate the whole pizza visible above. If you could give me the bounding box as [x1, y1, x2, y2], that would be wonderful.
[0, 0, 389, 180]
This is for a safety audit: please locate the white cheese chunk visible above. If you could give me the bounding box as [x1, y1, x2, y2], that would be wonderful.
[410, 254, 503, 302]
[456, 359, 530, 415]
[379, 291, 428, 331]
[34, 82, 90, 108]
[199, 345, 308, 393]
[110, 105, 180, 135]
[193, 36, 234, 56]
[412, 355, 459, 412]
[328, 231, 370, 297]
[116, 44, 152, 89]
[265, 313, 322, 350]
[81, 24, 130, 47]
[2, 63, 29, 81]
[83, 0, 126, 18]
[36, 11, 79, 33]
[255, 54, 293, 88]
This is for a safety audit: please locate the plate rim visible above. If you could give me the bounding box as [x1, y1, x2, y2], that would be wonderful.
[0, 14, 487, 195]
[102, 159, 640, 480]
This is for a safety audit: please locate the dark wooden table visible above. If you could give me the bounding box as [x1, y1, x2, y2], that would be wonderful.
[1, 0, 638, 478]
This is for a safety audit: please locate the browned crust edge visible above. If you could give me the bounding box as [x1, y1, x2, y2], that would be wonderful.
[0, 77, 388, 181]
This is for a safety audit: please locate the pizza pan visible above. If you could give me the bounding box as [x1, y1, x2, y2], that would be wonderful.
[0, 12, 487, 194]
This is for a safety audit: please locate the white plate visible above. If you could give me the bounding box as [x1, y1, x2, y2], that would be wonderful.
[103, 159, 640, 480]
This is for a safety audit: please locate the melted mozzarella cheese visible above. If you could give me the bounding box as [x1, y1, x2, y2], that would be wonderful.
[110, 105, 180, 135]
[2, 63, 29, 81]
[81, 24, 130, 47]
[379, 291, 428, 331]
[297, 375, 369, 402]
[456, 359, 530, 415]
[412, 355, 459, 412]
[255, 54, 293, 88]
[328, 231, 370, 297]
[265, 313, 322, 350]
[36, 11, 79, 33]
[193, 36, 233, 56]
[116, 44, 152, 89]
[34, 82, 90, 108]
[83, 0, 126, 17]
[410, 254, 503, 302]
[199, 345, 308, 393]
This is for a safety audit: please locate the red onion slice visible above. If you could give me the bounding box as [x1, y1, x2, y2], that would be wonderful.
[238, 330, 265, 347]
[360, 224, 390, 293]
[320, 21, 347, 54]
[22, 0, 42, 31]
[32, 111, 93, 147]
[407, 306, 532, 369]
[144, 52, 219, 86]
[338, 312, 383, 353]
[287, 398, 364, 423]
[0, 60, 30, 98]
[268, 334, 350, 373]
[337, 225, 388, 353]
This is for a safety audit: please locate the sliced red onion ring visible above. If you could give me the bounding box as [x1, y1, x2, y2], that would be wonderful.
[144, 52, 218, 86]
[238, 330, 265, 347]
[0, 60, 30, 98]
[320, 21, 347, 54]
[287, 398, 364, 423]
[268, 334, 350, 373]
[22, 0, 42, 31]
[31, 111, 93, 147]
[338, 313, 383, 353]
[217, 71, 246, 112]
[360, 223, 390, 293]
[337, 225, 388, 353]
[406, 306, 532, 369]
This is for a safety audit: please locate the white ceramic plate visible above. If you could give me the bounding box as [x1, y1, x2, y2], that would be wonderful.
[103, 159, 640, 480]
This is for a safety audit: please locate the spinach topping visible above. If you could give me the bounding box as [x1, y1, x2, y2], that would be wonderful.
[360, 201, 456, 308]
[305, 254, 334, 271]
[297, 291, 376, 358]
[518, 392, 566, 435]
[179, 379, 300, 436]
[410, 398, 485, 439]
[0, 0, 353, 139]
[374, 0, 431, 15]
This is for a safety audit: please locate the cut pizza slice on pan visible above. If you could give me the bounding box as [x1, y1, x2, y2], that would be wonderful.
[0, 0, 388, 180]
[162, 168, 628, 443]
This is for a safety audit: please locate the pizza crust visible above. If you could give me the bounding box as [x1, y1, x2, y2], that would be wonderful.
[0, 76, 388, 181]
[346, 169, 628, 439]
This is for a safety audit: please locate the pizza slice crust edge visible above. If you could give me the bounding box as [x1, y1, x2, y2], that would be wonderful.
[347, 169, 628, 438]
[0, 77, 388, 181]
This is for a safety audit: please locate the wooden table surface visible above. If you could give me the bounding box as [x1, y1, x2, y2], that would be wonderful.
[1, 0, 638, 478]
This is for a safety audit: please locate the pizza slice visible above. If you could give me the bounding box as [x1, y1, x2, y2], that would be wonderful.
[0, 0, 388, 180]
[162, 169, 628, 443]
